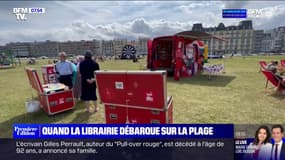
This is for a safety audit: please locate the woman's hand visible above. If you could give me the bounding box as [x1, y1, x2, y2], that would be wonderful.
[86, 79, 93, 84]
[86, 78, 96, 84]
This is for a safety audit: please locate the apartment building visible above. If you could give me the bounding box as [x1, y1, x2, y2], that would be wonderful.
[192, 20, 254, 55]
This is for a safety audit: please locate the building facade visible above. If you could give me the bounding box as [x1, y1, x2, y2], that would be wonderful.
[136, 38, 148, 55]
[6, 42, 31, 57]
[30, 40, 58, 57]
[193, 20, 285, 54]
[0, 37, 154, 57]
[192, 20, 254, 55]
[253, 30, 264, 53]
[111, 39, 127, 57]
[260, 27, 285, 53]
[101, 40, 114, 56]
[0, 45, 7, 53]
[58, 40, 100, 56]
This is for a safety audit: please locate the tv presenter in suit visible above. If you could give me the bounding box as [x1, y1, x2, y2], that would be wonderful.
[271, 125, 285, 160]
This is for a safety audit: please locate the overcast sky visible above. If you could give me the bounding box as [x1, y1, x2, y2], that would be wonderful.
[0, 1, 285, 45]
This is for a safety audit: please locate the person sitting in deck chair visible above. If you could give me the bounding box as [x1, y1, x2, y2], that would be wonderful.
[266, 61, 278, 73]
[266, 61, 283, 81]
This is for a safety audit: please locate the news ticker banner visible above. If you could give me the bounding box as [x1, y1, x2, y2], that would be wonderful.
[1, 139, 234, 160]
[13, 124, 233, 139]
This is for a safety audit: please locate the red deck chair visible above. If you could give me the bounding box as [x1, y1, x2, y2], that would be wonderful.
[259, 61, 267, 72]
[261, 70, 285, 90]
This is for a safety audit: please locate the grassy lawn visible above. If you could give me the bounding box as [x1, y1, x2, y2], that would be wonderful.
[1, 55, 285, 138]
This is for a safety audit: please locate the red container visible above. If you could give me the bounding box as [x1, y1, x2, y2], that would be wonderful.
[95, 70, 167, 110]
[39, 90, 74, 115]
[95, 72, 128, 106]
[25, 67, 75, 115]
[42, 65, 56, 84]
[125, 72, 167, 109]
[104, 105, 127, 124]
[104, 96, 173, 124]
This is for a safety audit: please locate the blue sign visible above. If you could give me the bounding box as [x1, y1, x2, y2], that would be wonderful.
[222, 9, 247, 18]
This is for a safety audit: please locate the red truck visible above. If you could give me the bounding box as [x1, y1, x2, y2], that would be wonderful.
[147, 31, 223, 80]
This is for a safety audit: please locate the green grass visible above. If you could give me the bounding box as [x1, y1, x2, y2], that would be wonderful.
[1, 56, 285, 138]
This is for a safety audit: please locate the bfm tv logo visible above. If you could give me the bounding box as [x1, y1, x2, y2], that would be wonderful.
[247, 9, 264, 18]
[13, 8, 45, 21]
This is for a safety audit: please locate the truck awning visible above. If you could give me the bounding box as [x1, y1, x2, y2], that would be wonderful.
[175, 31, 226, 41]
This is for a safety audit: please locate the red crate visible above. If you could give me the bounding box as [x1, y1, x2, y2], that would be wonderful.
[95, 73, 127, 106]
[95, 71, 167, 110]
[104, 105, 128, 124]
[125, 72, 167, 109]
[104, 96, 173, 124]
[39, 90, 74, 115]
[25, 67, 75, 115]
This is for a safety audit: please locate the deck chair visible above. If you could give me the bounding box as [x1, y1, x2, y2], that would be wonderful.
[259, 61, 267, 72]
[280, 60, 285, 67]
[261, 70, 285, 90]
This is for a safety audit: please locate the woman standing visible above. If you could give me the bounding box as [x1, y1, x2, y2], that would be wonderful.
[79, 51, 100, 113]
[73, 55, 84, 99]
[245, 126, 272, 160]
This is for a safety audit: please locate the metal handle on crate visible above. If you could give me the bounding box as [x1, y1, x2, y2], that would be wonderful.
[65, 97, 73, 102]
[49, 101, 58, 107]
[110, 114, 118, 120]
[108, 105, 116, 109]
[151, 110, 160, 115]
[150, 119, 160, 124]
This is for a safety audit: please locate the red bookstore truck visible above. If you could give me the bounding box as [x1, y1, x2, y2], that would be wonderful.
[147, 31, 223, 80]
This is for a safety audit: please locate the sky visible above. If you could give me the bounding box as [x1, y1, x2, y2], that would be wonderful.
[0, 1, 285, 45]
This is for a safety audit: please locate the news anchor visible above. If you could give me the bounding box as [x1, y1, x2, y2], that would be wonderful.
[245, 125, 272, 160]
[271, 125, 285, 160]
